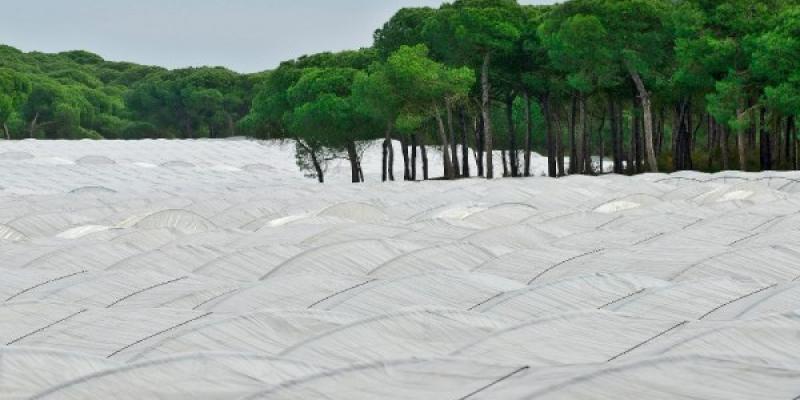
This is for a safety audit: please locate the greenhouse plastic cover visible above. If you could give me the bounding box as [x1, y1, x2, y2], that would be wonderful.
[1, 139, 800, 399]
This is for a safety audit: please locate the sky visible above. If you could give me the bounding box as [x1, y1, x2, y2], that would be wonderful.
[1, 0, 555, 73]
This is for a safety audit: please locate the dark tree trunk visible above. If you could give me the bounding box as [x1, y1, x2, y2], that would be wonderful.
[673, 99, 694, 171]
[553, 106, 566, 177]
[435, 106, 454, 179]
[475, 113, 485, 177]
[609, 97, 623, 174]
[628, 67, 659, 172]
[399, 135, 410, 181]
[388, 140, 395, 181]
[411, 134, 418, 181]
[460, 108, 471, 177]
[721, 124, 729, 171]
[523, 91, 533, 177]
[787, 116, 796, 170]
[632, 96, 642, 174]
[735, 108, 746, 171]
[581, 95, 590, 174]
[310, 148, 324, 183]
[382, 123, 395, 181]
[184, 118, 194, 139]
[481, 52, 494, 179]
[421, 140, 429, 180]
[569, 94, 578, 174]
[656, 106, 665, 155]
[707, 117, 716, 171]
[447, 102, 460, 177]
[3, 123, 9, 140]
[543, 95, 557, 178]
[593, 110, 606, 174]
[346, 141, 361, 183]
[382, 140, 389, 182]
[760, 107, 772, 171]
[505, 94, 519, 177]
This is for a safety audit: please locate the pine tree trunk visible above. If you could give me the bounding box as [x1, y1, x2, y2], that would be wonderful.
[569, 94, 578, 174]
[759, 107, 771, 171]
[506, 94, 518, 177]
[736, 109, 746, 171]
[3, 123, 9, 140]
[447, 102, 460, 177]
[460, 108, 471, 177]
[346, 141, 361, 183]
[411, 134, 418, 181]
[421, 140, 429, 180]
[475, 113, 485, 177]
[386, 122, 395, 181]
[481, 52, 494, 179]
[580, 94, 589, 174]
[787, 116, 796, 170]
[707, 117, 716, 171]
[628, 68, 659, 172]
[310, 148, 324, 183]
[609, 97, 621, 174]
[553, 106, 566, 177]
[382, 140, 389, 182]
[721, 125, 729, 171]
[524, 91, 533, 177]
[632, 97, 641, 174]
[399, 135, 410, 181]
[543, 95, 557, 178]
[435, 105, 454, 179]
[784, 116, 793, 167]
[388, 140, 395, 181]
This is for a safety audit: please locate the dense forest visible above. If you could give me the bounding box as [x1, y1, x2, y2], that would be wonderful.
[1, 0, 799, 182]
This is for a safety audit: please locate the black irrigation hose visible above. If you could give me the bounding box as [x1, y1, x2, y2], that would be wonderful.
[607, 321, 688, 362]
[7, 309, 88, 345]
[467, 291, 506, 311]
[5, 270, 88, 302]
[698, 284, 778, 320]
[597, 288, 646, 310]
[456, 366, 530, 400]
[527, 249, 604, 285]
[106, 312, 213, 359]
[106, 276, 188, 308]
[307, 279, 377, 309]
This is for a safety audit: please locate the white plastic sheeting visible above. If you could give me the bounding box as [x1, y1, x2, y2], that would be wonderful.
[2, 139, 800, 399]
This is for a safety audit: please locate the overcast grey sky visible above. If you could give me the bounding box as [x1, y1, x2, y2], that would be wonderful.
[1, 0, 554, 73]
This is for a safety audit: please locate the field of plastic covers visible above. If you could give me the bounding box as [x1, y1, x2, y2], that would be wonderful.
[2, 139, 800, 399]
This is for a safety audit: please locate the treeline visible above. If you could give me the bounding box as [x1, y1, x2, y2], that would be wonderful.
[2, 0, 800, 182]
[242, 0, 800, 182]
[0, 45, 265, 140]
